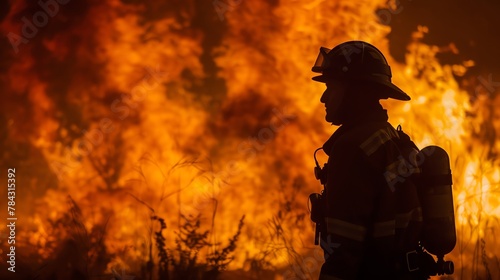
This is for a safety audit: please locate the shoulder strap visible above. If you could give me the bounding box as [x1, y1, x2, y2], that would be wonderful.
[395, 125, 419, 152]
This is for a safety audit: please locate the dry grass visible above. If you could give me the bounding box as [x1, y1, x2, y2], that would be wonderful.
[150, 213, 245, 280]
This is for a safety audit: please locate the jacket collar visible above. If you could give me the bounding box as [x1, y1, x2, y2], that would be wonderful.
[322, 108, 388, 156]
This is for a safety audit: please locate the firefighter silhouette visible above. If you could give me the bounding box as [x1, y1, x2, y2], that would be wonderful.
[309, 41, 456, 279]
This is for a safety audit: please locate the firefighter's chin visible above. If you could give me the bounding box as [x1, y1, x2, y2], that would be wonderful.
[325, 111, 342, 126]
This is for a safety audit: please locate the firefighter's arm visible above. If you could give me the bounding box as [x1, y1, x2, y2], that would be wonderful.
[320, 142, 377, 280]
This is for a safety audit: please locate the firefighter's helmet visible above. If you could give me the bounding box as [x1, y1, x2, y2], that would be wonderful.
[312, 41, 411, 101]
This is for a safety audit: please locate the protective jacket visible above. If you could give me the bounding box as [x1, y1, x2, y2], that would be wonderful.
[319, 107, 423, 279]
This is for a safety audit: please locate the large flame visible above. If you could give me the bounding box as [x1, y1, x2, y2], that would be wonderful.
[1, 0, 499, 279]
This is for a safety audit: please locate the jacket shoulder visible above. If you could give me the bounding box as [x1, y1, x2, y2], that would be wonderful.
[331, 122, 402, 174]
[333, 122, 398, 152]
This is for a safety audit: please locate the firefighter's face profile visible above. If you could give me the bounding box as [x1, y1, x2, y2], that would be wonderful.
[320, 79, 348, 125]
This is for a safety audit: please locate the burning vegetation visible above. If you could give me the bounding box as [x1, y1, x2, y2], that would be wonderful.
[0, 0, 499, 279]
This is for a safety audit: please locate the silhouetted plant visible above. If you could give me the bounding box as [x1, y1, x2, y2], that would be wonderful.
[152, 215, 169, 280]
[33, 196, 111, 280]
[206, 215, 245, 279]
[481, 238, 493, 280]
[152, 213, 245, 280]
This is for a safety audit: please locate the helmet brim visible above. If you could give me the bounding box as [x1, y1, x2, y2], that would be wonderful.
[312, 74, 411, 101]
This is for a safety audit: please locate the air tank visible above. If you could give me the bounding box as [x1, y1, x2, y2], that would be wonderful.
[417, 146, 456, 256]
